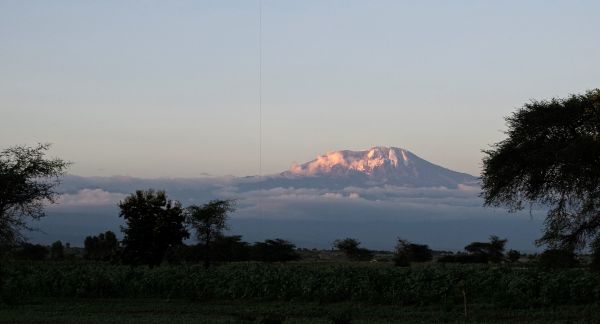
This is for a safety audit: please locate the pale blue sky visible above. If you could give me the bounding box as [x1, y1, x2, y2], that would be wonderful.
[1, 1, 599, 177]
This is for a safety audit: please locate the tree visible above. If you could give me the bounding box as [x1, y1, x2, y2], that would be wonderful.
[50, 240, 64, 260]
[538, 249, 579, 269]
[481, 89, 600, 256]
[333, 238, 373, 261]
[210, 235, 250, 262]
[394, 238, 433, 264]
[186, 199, 235, 267]
[506, 249, 521, 263]
[119, 190, 188, 266]
[464, 236, 507, 263]
[0, 144, 70, 245]
[14, 243, 48, 260]
[84, 231, 119, 262]
[252, 239, 300, 262]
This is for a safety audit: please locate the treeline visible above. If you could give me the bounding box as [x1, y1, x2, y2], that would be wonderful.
[1, 187, 587, 270]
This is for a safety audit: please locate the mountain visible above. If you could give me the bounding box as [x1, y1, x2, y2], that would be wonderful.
[239, 146, 478, 190]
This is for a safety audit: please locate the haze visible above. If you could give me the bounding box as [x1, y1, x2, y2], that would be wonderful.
[1, 1, 599, 177]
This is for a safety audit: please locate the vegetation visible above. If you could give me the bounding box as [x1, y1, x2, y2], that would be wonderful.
[119, 189, 189, 266]
[84, 231, 119, 262]
[538, 249, 579, 269]
[0, 143, 70, 245]
[49, 240, 64, 260]
[186, 199, 235, 267]
[394, 238, 433, 265]
[506, 249, 521, 263]
[481, 89, 600, 258]
[464, 235, 507, 263]
[333, 238, 373, 261]
[2, 262, 600, 309]
[251, 238, 300, 262]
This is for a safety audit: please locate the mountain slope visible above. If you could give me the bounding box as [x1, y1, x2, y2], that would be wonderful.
[240, 146, 477, 190]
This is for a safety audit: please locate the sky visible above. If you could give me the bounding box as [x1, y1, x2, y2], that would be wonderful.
[1, 1, 599, 178]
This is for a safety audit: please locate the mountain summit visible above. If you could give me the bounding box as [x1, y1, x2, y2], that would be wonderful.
[279, 146, 477, 188]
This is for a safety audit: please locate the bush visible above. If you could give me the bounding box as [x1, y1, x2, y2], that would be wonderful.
[538, 249, 579, 269]
[252, 239, 300, 262]
[437, 253, 488, 264]
[395, 239, 432, 263]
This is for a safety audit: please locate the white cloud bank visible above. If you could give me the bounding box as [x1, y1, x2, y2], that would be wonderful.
[52, 189, 127, 207]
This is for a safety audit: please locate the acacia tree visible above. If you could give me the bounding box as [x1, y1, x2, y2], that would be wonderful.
[481, 89, 600, 257]
[186, 199, 235, 267]
[464, 235, 507, 263]
[0, 144, 70, 245]
[333, 238, 373, 261]
[119, 190, 188, 266]
[395, 238, 433, 263]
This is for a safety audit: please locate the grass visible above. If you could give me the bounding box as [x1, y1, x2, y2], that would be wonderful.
[1, 299, 600, 323]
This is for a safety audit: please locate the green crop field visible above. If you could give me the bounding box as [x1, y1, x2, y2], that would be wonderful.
[2, 261, 600, 323]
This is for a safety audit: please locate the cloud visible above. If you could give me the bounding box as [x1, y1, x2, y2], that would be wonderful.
[50, 176, 545, 223]
[52, 189, 127, 207]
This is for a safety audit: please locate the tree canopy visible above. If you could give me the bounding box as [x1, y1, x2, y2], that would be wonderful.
[333, 238, 373, 261]
[481, 89, 600, 252]
[395, 238, 433, 263]
[186, 199, 235, 267]
[119, 189, 189, 266]
[0, 144, 70, 245]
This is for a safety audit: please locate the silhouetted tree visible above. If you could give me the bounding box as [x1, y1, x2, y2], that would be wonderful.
[464, 236, 507, 263]
[50, 240, 64, 260]
[333, 238, 374, 261]
[481, 89, 600, 258]
[14, 243, 48, 260]
[186, 199, 235, 267]
[84, 231, 119, 262]
[538, 249, 579, 269]
[119, 190, 188, 266]
[252, 239, 300, 262]
[210, 235, 250, 262]
[506, 249, 521, 263]
[0, 144, 69, 245]
[395, 238, 433, 264]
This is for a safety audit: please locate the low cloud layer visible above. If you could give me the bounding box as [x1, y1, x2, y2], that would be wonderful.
[34, 175, 545, 250]
[52, 189, 127, 207]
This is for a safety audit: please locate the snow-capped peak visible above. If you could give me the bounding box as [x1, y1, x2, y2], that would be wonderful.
[282, 146, 477, 188]
[288, 146, 414, 176]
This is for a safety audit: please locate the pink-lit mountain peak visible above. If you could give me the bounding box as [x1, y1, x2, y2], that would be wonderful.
[281, 146, 476, 188]
[288, 147, 416, 176]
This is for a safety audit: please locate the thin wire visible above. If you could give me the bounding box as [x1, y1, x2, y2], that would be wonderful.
[259, 0, 262, 180]
[258, 0, 263, 216]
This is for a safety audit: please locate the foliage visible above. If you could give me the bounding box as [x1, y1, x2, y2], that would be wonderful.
[165, 235, 251, 264]
[394, 238, 432, 263]
[538, 249, 579, 269]
[333, 238, 374, 262]
[3, 262, 600, 308]
[437, 253, 488, 264]
[49, 241, 64, 260]
[0, 144, 70, 245]
[252, 239, 300, 262]
[481, 89, 600, 253]
[119, 190, 189, 266]
[464, 236, 507, 263]
[12, 243, 48, 260]
[186, 200, 235, 267]
[84, 231, 119, 262]
[506, 249, 521, 263]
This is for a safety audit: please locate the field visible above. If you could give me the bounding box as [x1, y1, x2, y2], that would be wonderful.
[2, 261, 600, 323]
